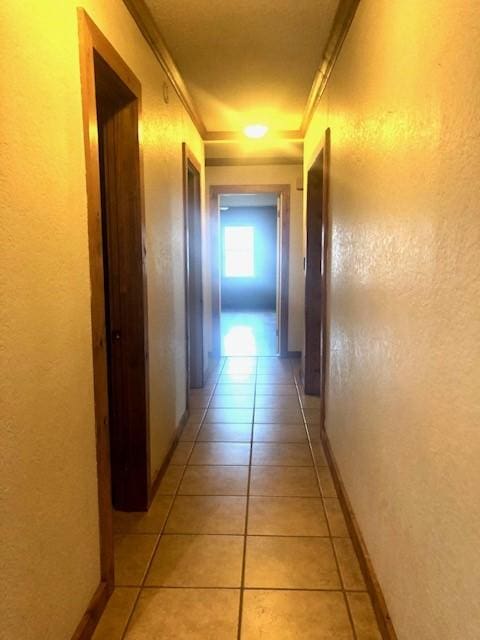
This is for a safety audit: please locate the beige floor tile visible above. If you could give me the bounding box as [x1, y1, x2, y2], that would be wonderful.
[248, 497, 329, 536]
[197, 423, 252, 442]
[254, 407, 303, 424]
[189, 442, 251, 465]
[256, 366, 292, 376]
[113, 495, 173, 534]
[189, 385, 214, 397]
[92, 588, 139, 640]
[256, 374, 294, 384]
[170, 442, 194, 465]
[214, 383, 255, 395]
[223, 365, 256, 374]
[255, 384, 297, 396]
[114, 534, 157, 586]
[324, 498, 349, 537]
[188, 395, 211, 409]
[156, 465, 185, 495]
[124, 588, 240, 639]
[291, 364, 302, 380]
[205, 407, 253, 423]
[250, 466, 320, 496]
[333, 538, 366, 590]
[257, 358, 292, 371]
[254, 396, 300, 410]
[179, 465, 249, 495]
[306, 423, 321, 441]
[253, 424, 307, 443]
[186, 409, 206, 424]
[219, 373, 256, 384]
[318, 467, 337, 497]
[209, 395, 254, 408]
[145, 534, 243, 587]
[245, 536, 340, 589]
[241, 590, 354, 640]
[299, 394, 322, 409]
[304, 408, 321, 424]
[179, 422, 201, 442]
[204, 371, 221, 384]
[310, 438, 328, 466]
[252, 443, 313, 466]
[223, 357, 256, 372]
[165, 495, 247, 534]
[346, 592, 383, 640]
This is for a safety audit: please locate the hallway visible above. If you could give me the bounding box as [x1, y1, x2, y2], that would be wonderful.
[4, 2, 480, 639]
[96, 357, 381, 639]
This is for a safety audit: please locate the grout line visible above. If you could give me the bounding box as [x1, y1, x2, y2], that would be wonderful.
[236, 357, 257, 640]
[120, 584, 368, 592]
[291, 363, 359, 640]
[120, 358, 227, 639]
[134, 532, 346, 539]
[174, 493, 326, 498]
[113, 524, 350, 536]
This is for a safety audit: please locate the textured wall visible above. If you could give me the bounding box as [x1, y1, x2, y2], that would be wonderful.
[0, 2, 203, 638]
[304, 1, 480, 638]
[206, 165, 304, 352]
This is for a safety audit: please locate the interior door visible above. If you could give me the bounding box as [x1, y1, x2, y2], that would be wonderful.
[275, 194, 282, 355]
[303, 151, 324, 395]
[95, 53, 149, 511]
[184, 150, 204, 389]
[303, 129, 330, 419]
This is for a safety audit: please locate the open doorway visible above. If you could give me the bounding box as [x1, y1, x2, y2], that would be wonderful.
[303, 130, 330, 422]
[183, 144, 204, 391]
[220, 194, 278, 355]
[210, 185, 290, 358]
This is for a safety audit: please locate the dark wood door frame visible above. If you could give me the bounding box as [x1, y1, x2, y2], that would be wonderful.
[77, 9, 150, 612]
[209, 184, 291, 358]
[303, 129, 331, 427]
[182, 144, 204, 394]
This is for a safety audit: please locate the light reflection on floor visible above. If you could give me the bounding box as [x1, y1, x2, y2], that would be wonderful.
[221, 310, 278, 356]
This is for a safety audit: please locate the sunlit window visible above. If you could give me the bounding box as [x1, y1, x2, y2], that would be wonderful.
[224, 226, 255, 278]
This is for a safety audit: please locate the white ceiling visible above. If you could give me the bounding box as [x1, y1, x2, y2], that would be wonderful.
[144, 0, 340, 133]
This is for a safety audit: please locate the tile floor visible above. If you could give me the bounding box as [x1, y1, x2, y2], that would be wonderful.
[94, 357, 382, 639]
[221, 311, 278, 356]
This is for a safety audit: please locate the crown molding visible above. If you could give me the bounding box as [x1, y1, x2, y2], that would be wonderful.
[301, 0, 360, 134]
[122, 0, 206, 136]
[124, 0, 358, 144]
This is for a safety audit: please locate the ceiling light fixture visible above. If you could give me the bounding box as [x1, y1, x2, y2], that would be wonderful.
[244, 124, 268, 139]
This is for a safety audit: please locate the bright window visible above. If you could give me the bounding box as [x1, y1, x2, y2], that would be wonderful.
[224, 226, 255, 278]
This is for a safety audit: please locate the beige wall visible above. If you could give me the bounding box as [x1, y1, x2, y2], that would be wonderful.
[305, 1, 480, 638]
[0, 2, 203, 638]
[206, 164, 304, 353]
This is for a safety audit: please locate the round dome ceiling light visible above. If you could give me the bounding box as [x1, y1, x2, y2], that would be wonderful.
[244, 124, 269, 139]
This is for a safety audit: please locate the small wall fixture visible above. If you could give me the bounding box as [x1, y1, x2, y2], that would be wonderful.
[244, 124, 268, 139]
